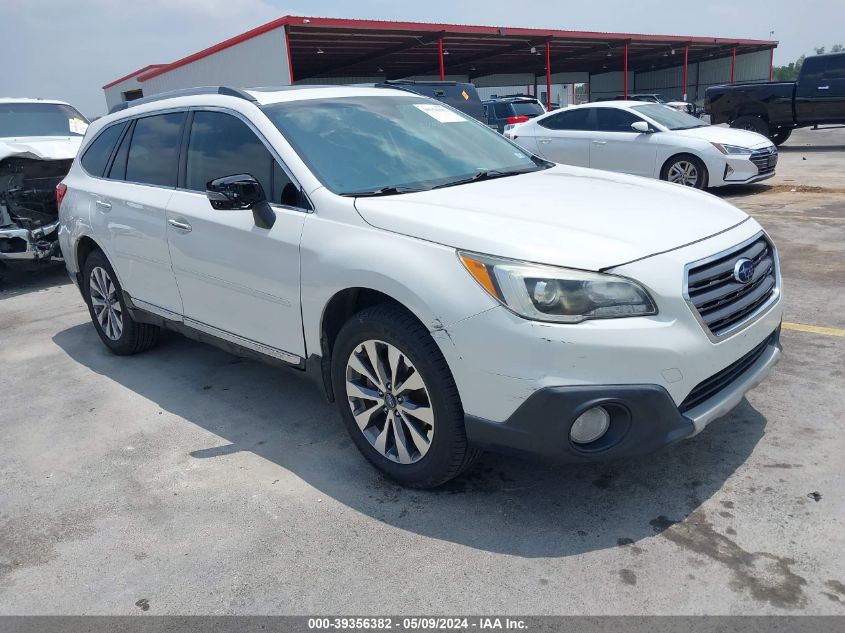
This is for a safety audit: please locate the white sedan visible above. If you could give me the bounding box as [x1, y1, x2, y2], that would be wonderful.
[507, 101, 778, 189]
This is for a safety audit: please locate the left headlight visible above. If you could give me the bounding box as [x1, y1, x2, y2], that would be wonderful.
[711, 143, 753, 155]
[458, 251, 657, 323]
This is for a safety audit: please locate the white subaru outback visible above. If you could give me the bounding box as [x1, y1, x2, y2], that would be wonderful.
[58, 86, 783, 488]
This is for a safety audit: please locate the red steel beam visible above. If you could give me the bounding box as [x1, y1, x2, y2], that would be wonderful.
[769, 48, 774, 80]
[623, 42, 629, 99]
[683, 45, 689, 100]
[438, 37, 445, 80]
[731, 46, 737, 83]
[545, 41, 552, 109]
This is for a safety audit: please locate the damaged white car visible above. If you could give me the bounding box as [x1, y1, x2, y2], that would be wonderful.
[0, 98, 88, 281]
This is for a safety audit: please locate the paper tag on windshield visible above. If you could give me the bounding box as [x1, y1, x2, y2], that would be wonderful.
[413, 103, 465, 123]
[69, 118, 88, 134]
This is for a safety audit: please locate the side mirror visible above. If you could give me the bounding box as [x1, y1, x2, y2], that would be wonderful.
[206, 174, 275, 229]
[631, 121, 653, 133]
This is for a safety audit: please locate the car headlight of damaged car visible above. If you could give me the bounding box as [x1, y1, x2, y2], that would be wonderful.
[459, 252, 657, 323]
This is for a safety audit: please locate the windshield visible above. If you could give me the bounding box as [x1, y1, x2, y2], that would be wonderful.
[0, 103, 89, 138]
[511, 102, 545, 116]
[262, 96, 545, 195]
[632, 104, 706, 130]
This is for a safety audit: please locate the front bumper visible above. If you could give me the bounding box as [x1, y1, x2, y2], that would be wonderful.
[465, 328, 781, 461]
[436, 221, 784, 461]
[0, 220, 60, 262]
[715, 148, 778, 186]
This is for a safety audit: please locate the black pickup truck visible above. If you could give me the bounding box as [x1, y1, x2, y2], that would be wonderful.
[706, 52, 845, 145]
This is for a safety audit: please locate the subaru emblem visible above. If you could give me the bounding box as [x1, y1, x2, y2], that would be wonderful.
[733, 258, 754, 284]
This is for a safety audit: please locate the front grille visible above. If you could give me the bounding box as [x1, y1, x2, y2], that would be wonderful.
[750, 147, 778, 175]
[686, 235, 778, 336]
[680, 329, 779, 413]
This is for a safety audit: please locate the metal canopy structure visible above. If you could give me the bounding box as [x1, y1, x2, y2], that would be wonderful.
[111, 16, 777, 109]
[280, 17, 774, 84]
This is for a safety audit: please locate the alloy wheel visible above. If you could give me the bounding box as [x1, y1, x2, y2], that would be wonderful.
[667, 160, 699, 187]
[89, 266, 123, 341]
[345, 339, 434, 465]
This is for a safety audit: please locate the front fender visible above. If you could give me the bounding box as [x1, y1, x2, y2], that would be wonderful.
[299, 214, 497, 360]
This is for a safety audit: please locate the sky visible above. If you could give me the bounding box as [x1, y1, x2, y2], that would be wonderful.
[2, 0, 842, 117]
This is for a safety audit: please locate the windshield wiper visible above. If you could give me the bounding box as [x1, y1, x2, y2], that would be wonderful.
[431, 169, 528, 190]
[341, 185, 425, 197]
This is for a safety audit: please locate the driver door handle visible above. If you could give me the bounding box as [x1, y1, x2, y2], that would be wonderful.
[817, 85, 830, 90]
[168, 218, 192, 232]
[592, 140, 607, 145]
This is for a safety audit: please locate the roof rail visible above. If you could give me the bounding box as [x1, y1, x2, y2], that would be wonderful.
[108, 86, 257, 114]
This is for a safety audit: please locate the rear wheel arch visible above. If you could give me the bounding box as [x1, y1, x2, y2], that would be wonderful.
[75, 235, 102, 274]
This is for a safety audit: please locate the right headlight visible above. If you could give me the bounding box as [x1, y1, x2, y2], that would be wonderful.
[458, 251, 657, 323]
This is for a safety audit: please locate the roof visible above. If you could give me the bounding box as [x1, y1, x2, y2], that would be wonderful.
[102, 64, 166, 90]
[109, 15, 777, 86]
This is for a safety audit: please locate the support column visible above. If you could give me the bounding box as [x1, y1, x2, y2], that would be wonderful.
[623, 43, 629, 99]
[731, 46, 737, 83]
[683, 45, 689, 101]
[438, 38, 445, 80]
[769, 48, 774, 81]
[545, 41, 552, 110]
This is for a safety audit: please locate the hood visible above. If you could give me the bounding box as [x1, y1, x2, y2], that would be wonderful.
[672, 125, 771, 149]
[0, 136, 83, 162]
[354, 166, 748, 271]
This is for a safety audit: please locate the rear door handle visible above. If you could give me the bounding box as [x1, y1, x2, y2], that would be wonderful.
[538, 137, 552, 144]
[592, 140, 607, 145]
[168, 218, 192, 233]
[95, 199, 111, 210]
[818, 85, 830, 90]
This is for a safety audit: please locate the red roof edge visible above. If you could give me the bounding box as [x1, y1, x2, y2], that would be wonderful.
[122, 14, 779, 85]
[102, 64, 166, 89]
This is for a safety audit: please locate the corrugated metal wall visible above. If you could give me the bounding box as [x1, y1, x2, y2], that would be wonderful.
[586, 50, 771, 105]
[104, 76, 150, 111]
[140, 26, 290, 96]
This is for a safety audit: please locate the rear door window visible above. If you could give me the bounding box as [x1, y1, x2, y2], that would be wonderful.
[125, 112, 185, 187]
[538, 108, 592, 130]
[80, 123, 125, 177]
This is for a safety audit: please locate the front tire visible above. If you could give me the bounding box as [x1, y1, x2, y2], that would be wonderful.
[731, 115, 769, 137]
[331, 304, 479, 488]
[82, 249, 159, 355]
[661, 154, 708, 189]
[770, 128, 792, 146]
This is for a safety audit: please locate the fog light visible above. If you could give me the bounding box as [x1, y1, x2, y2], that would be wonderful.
[570, 406, 611, 444]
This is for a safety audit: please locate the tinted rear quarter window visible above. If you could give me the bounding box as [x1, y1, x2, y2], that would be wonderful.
[493, 103, 512, 118]
[539, 108, 592, 130]
[108, 122, 132, 180]
[511, 102, 544, 116]
[125, 112, 185, 187]
[80, 123, 125, 176]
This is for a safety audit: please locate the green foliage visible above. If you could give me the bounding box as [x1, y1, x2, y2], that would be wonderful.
[772, 44, 843, 80]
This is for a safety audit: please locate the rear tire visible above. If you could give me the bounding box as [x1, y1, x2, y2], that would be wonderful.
[331, 304, 479, 488]
[81, 249, 159, 355]
[661, 154, 708, 189]
[731, 115, 769, 137]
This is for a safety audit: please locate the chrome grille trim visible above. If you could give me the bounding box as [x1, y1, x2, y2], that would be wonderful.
[750, 147, 778, 175]
[683, 231, 781, 341]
